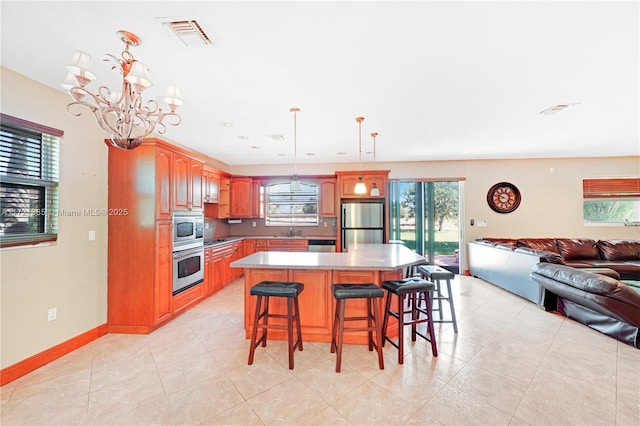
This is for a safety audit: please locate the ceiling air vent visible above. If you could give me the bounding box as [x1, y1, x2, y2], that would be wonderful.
[160, 19, 212, 47]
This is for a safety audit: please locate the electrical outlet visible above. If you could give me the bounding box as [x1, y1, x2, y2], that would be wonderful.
[48, 307, 57, 321]
[252, 221, 256, 227]
[88, 230, 95, 241]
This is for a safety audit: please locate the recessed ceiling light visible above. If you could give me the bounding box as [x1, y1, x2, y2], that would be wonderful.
[219, 122, 233, 128]
[306, 153, 315, 156]
[250, 146, 260, 150]
[238, 135, 249, 140]
[540, 103, 580, 115]
[267, 134, 286, 142]
[337, 152, 347, 156]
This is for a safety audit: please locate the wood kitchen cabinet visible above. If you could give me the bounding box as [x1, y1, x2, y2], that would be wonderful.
[267, 238, 308, 252]
[108, 138, 208, 334]
[336, 170, 390, 199]
[173, 151, 204, 211]
[203, 167, 220, 203]
[216, 176, 230, 219]
[251, 179, 262, 218]
[319, 178, 336, 217]
[230, 177, 252, 218]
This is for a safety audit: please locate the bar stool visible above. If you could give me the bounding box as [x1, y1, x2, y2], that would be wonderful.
[331, 283, 385, 373]
[417, 265, 458, 333]
[381, 277, 438, 363]
[406, 258, 430, 278]
[248, 281, 304, 370]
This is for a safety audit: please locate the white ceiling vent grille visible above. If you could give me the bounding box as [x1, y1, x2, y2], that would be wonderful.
[160, 19, 212, 47]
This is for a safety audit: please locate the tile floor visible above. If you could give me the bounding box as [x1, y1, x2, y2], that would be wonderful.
[1, 275, 639, 425]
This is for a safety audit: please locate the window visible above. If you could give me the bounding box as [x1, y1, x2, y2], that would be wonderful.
[265, 181, 319, 226]
[583, 177, 640, 225]
[1, 114, 61, 247]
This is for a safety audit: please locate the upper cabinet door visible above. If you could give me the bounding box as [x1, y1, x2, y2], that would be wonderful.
[156, 147, 173, 220]
[319, 178, 336, 217]
[173, 153, 190, 211]
[173, 152, 204, 211]
[190, 161, 204, 211]
[230, 177, 252, 218]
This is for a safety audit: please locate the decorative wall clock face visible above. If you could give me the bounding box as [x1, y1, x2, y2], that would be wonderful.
[487, 182, 521, 213]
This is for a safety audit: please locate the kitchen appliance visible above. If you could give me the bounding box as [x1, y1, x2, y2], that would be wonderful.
[172, 243, 204, 295]
[308, 239, 337, 252]
[172, 212, 204, 249]
[341, 200, 385, 252]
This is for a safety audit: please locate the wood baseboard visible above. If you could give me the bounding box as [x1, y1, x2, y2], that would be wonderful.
[0, 323, 108, 386]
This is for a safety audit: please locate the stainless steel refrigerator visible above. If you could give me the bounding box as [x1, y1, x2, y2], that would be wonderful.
[341, 200, 385, 252]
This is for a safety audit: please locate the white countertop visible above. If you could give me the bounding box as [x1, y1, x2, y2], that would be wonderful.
[230, 243, 426, 271]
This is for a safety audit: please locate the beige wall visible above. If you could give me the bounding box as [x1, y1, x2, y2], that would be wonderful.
[1, 68, 108, 368]
[1, 66, 638, 370]
[232, 155, 640, 270]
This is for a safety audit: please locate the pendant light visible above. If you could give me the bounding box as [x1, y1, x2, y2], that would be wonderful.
[369, 132, 380, 196]
[354, 116, 367, 194]
[290, 107, 302, 191]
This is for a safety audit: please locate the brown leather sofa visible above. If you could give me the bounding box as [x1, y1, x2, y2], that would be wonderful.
[468, 238, 640, 305]
[531, 263, 640, 348]
[483, 238, 640, 280]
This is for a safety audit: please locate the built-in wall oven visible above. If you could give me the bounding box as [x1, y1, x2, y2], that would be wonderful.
[172, 213, 205, 295]
[172, 241, 204, 295]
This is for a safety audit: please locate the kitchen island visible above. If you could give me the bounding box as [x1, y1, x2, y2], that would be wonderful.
[231, 244, 427, 344]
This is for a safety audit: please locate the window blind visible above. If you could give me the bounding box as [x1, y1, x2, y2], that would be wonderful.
[0, 113, 61, 247]
[583, 177, 640, 199]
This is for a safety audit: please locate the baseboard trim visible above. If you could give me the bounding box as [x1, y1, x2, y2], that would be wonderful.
[0, 323, 108, 386]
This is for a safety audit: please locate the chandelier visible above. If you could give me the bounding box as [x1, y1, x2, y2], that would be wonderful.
[63, 30, 183, 150]
[354, 116, 367, 194]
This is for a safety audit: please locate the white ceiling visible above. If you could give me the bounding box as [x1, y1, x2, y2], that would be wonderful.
[1, 1, 638, 167]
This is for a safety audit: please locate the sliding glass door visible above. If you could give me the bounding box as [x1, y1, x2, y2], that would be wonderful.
[390, 180, 461, 273]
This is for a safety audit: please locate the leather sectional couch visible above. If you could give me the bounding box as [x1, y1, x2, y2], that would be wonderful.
[531, 263, 640, 348]
[468, 238, 640, 347]
[467, 238, 640, 304]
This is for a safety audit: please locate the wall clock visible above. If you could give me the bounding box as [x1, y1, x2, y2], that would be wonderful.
[487, 182, 521, 213]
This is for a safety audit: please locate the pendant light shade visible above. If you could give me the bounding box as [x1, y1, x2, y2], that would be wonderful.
[290, 107, 301, 191]
[369, 132, 380, 196]
[354, 116, 367, 194]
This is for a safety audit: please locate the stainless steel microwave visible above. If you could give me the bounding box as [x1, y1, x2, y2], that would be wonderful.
[172, 213, 204, 249]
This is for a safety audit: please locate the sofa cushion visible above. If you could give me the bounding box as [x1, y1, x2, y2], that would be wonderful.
[514, 247, 564, 263]
[556, 238, 600, 260]
[597, 240, 640, 261]
[481, 238, 517, 247]
[532, 263, 640, 309]
[517, 238, 559, 253]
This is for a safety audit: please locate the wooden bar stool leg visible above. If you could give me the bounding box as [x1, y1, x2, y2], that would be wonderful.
[367, 298, 374, 351]
[286, 298, 294, 369]
[248, 294, 263, 365]
[381, 291, 392, 347]
[445, 279, 459, 333]
[372, 297, 385, 370]
[396, 292, 405, 364]
[294, 295, 303, 351]
[335, 300, 346, 373]
[424, 290, 438, 357]
[410, 292, 418, 342]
